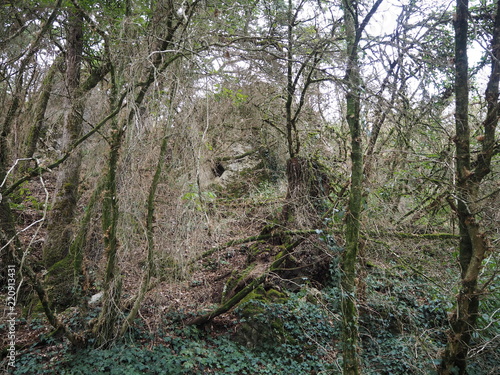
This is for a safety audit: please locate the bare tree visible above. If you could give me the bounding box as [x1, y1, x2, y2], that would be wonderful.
[340, 0, 382, 373]
[439, 0, 500, 373]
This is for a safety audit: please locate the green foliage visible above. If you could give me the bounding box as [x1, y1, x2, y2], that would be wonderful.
[11, 263, 499, 374]
[234, 288, 340, 359]
[466, 254, 500, 374]
[213, 84, 249, 106]
[12, 304, 338, 375]
[181, 184, 216, 211]
[360, 266, 452, 374]
[9, 184, 46, 211]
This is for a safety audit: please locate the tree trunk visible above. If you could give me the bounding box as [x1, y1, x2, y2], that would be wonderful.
[93, 130, 123, 345]
[92, 60, 124, 345]
[281, 157, 329, 228]
[285, 0, 297, 159]
[43, 8, 84, 267]
[42, 7, 85, 309]
[340, 1, 382, 373]
[439, 0, 500, 373]
[0, 91, 21, 283]
[23, 55, 61, 163]
[341, 1, 363, 373]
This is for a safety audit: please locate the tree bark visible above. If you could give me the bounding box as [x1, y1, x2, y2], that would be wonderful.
[341, 1, 363, 373]
[23, 55, 62, 163]
[42, 8, 84, 270]
[340, 1, 382, 373]
[439, 0, 500, 373]
[93, 115, 124, 346]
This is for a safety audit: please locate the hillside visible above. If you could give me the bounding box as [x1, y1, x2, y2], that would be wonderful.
[3, 151, 499, 374]
[1, 1, 499, 374]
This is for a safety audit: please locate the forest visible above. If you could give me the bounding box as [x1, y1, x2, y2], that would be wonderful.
[0, 0, 499, 374]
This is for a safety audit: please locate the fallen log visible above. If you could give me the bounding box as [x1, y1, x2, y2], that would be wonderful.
[187, 237, 306, 326]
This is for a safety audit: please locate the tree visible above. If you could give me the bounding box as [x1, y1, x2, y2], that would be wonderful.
[0, 0, 63, 285]
[41, 2, 111, 309]
[340, 0, 382, 373]
[92, 0, 203, 345]
[42, 6, 84, 270]
[246, 0, 338, 226]
[439, 0, 500, 373]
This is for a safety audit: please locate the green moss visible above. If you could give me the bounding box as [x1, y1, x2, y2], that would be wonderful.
[221, 264, 256, 303]
[43, 247, 83, 311]
[238, 286, 267, 314]
[245, 244, 272, 263]
[238, 287, 287, 317]
[274, 249, 287, 261]
[31, 300, 45, 314]
[235, 287, 288, 347]
[266, 288, 287, 302]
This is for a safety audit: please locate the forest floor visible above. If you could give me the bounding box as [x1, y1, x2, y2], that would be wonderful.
[1, 172, 499, 375]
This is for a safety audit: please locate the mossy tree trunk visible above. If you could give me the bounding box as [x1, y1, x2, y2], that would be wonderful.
[42, 6, 111, 310]
[42, 7, 84, 269]
[340, 1, 382, 374]
[93, 78, 124, 346]
[188, 237, 305, 326]
[281, 157, 330, 228]
[341, 2, 362, 371]
[285, 0, 299, 159]
[41, 7, 87, 311]
[439, 0, 500, 373]
[0, 114, 20, 282]
[0, 87, 21, 282]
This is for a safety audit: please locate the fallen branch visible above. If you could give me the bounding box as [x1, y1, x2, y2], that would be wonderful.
[187, 237, 306, 326]
[364, 231, 459, 240]
[187, 272, 268, 326]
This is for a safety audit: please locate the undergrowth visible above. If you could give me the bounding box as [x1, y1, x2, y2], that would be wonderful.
[7, 247, 499, 374]
[10, 294, 341, 375]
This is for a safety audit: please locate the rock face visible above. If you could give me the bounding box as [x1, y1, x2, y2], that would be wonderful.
[220, 145, 260, 181]
[199, 143, 263, 189]
[89, 291, 103, 305]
